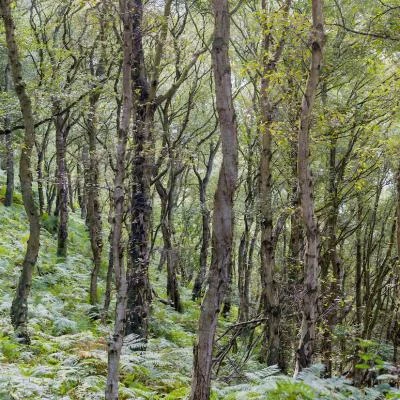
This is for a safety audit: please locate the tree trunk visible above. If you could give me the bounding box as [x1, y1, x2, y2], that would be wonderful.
[87, 92, 103, 306]
[105, 0, 133, 398]
[295, 0, 325, 374]
[36, 147, 45, 215]
[192, 142, 219, 301]
[4, 65, 14, 207]
[155, 162, 183, 312]
[258, 0, 291, 368]
[321, 132, 343, 377]
[1, 0, 41, 344]
[126, 0, 161, 339]
[53, 103, 69, 258]
[189, 0, 238, 397]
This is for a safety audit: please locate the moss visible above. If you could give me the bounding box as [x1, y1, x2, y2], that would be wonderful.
[0, 337, 20, 362]
[0, 186, 23, 205]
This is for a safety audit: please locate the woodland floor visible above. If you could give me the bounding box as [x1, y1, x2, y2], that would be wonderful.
[0, 175, 399, 399]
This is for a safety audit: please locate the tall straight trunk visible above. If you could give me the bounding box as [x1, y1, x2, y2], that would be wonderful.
[81, 147, 89, 221]
[1, 0, 41, 344]
[355, 194, 363, 326]
[238, 224, 258, 323]
[189, 0, 238, 398]
[295, 0, 325, 374]
[87, 92, 103, 305]
[258, 0, 292, 367]
[4, 125, 13, 207]
[127, 0, 173, 338]
[288, 138, 303, 278]
[105, 0, 133, 398]
[36, 148, 45, 214]
[126, 0, 153, 338]
[4, 65, 14, 207]
[103, 211, 114, 320]
[258, 0, 290, 368]
[88, 7, 107, 305]
[321, 130, 343, 377]
[53, 103, 69, 258]
[67, 169, 75, 212]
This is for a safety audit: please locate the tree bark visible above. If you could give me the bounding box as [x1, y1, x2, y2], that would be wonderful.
[189, 0, 238, 397]
[53, 102, 69, 258]
[295, 0, 325, 374]
[87, 89, 103, 306]
[192, 142, 219, 301]
[4, 64, 14, 207]
[105, 1, 133, 397]
[1, 0, 41, 344]
[126, 0, 153, 339]
[155, 161, 183, 312]
[258, 0, 291, 368]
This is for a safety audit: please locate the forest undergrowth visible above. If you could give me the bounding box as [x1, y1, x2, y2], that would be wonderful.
[0, 174, 399, 400]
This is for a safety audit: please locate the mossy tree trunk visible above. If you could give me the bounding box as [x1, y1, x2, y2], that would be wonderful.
[0, 0, 41, 344]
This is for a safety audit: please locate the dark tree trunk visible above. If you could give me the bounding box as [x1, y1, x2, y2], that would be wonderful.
[295, 0, 325, 374]
[189, 0, 238, 397]
[87, 92, 103, 305]
[258, 0, 291, 368]
[53, 103, 69, 258]
[81, 147, 89, 222]
[1, 0, 41, 344]
[67, 169, 75, 212]
[103, 220, 114, 321]
[105, 0, 133, 397]
[126, 0, 158, 339]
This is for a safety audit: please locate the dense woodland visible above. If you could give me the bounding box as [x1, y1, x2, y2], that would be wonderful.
[0, 0, 399, 399]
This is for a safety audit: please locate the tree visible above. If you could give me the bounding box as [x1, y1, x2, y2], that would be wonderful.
[295, 0, 325, 374]
[0, 0, 41, 344]
[105, 0, 134, 397]
[189, 0, 238, 397]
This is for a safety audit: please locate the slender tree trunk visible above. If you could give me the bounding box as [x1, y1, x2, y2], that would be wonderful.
[87, 92, 103, 305]
[53, 104, 69, 258]
[1, 0, 41, 344]
[4, 65, 14, 207]
[103, 224, 114, 321]
[321, 132, 343, 377]
[192, 180, 211, 301]
[67, 169, 75, 212]
[36, 148, 45, 214]
[295, 0, 325, 374]
[238, 231, 250, 322]
[4, 127, 13, 207]
[288, 139, 303, 278]
[192, 142, 218, 301]
[189, 0, 238, 397]
[258, 0, 291, 368]
[105, 0, 133, 398]
[81, 147, 89, 221]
